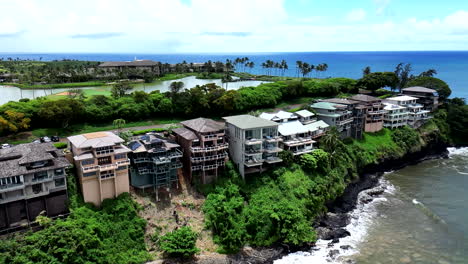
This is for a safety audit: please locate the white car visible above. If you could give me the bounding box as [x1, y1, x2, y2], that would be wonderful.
[1, 143, 11, 149]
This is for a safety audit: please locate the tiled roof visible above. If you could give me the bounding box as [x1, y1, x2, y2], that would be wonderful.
[173, 127, 198, 140]
[349, 94, 381, 102]
[68, 132, 124, 148]
[181, 118, 225, 133]
[402, 86, 437, 93]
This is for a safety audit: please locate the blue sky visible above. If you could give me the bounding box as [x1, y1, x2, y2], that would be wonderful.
[1, 0, 468, 53]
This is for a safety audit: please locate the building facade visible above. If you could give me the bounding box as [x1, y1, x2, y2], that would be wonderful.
[311, 101, 356, 138]
[349, 94, 385, 133]
[0, 143, 70, 231]
[401, 86, 439, 111]
[127, 133, 182, 200]
[68, 132, 131, 206]
[172, 118, 228, 184]
[98, 60, 161, 76]
[384, 96, 431, 128]
[224, 115, 282, 179]
[383, 103, 409, 128]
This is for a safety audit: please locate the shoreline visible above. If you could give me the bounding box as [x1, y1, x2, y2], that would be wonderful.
[194, 142, 451, 264]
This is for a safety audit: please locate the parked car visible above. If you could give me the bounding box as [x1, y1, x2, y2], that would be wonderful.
[32, 139, 41, 144]
[40, 136, 52, 143]
[1, 143, 12, 149]
[51, 136, 60, 142]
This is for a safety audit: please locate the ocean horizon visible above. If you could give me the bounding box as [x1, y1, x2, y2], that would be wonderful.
[1, 51, 467, 99]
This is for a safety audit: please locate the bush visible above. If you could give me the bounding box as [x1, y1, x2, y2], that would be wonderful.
[53, 142, 67, 149]
[132, 128, 167, 135]
[159, 226, 200, 258]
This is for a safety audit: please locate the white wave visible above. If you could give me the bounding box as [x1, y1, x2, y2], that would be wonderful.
[447, 147, 468, 157]
[275, 178, 394, 264]
[412, 199, 420, 205]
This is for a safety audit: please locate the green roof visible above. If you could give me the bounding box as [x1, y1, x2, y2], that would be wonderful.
[223, 115, 278, 129]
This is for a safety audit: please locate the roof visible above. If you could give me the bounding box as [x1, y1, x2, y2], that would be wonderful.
[181, 118, 225, 133]
[0, 142, 70, 178]
[295, 109, 315, 118]
[278, 121, 309, 136]
[259, 111, 296, 122]
[67, 131, 124, 148]
[383, 103, 406, 110]
[349, 94, 381, 102]
[321, 98, 359, 105]
[402, 86, 437, 94]
[128, 133, 180, 153]
[305, 120, 330, 131]
[99, 60, 159, 67]
[223, 115, 278, 129]
[310, 102, 343, 110]
[173, 127, 198, 140]
[386, 95, 418, 102]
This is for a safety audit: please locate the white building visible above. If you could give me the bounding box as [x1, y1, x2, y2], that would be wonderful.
[383, 103, 409, 128]
[384, 96, 431, 128]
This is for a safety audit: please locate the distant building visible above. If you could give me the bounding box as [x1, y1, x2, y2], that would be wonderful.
[223, 115, 282, 179]
[383, 103, 409, 129]
[384, 96, 431, 128]
[172, 118, 228, 184]
[98, 60, 161, 75]
[68, 132, 131, 206]
[0, 143, 70, 231]
[349, 94, 385, 133]
[311, 101, 357, 139]
[127, 133, 183, 200]
[401, 87, 439, 111]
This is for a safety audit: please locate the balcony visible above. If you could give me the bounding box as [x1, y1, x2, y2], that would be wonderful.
[95, 149, 114, 157]
[191, 153, 228, 163]
[99, 163, 117, 171]
[31, 176, 53, 183]
[264, 156, 282, 164]
[191, 143, 229, 153]
[244, 148, 262, 155]
[100, 172, 115, 179]
[133, 157, 152, 164]
[168, 149, 183, 159]
[152, 156, 171, 165]
[82, 165, 100, 173]
[202, 133, 224, 141]
[0, 183, 24, 193]
[263, 147, 282, 153]
[283, 137, 315, 147]
[116, 159, 130, 166]
[292, 147, 314, 156]
[264, 136, 282, 143]
[336, 118, 354, 126]
[191, 165, 203, 171]
[245, 138, 263, 145]
[244, 158, 264, 167]
[368, 110, 386, 115]
[0, 193, 25, 203]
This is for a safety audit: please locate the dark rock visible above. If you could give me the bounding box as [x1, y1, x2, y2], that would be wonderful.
[359, 194, 373, 204]
[340, 245, 352, 250]
[332, 238, 340, 243]
[317, 227, 350, 240]
[319, 212, 350, 228]
[328, 249, 340, 259]
[367, 187, 385, 196]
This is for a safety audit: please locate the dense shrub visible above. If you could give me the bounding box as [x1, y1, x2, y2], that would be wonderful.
[159, 226, 200, 258]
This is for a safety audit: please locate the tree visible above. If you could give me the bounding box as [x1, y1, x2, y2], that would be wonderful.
[320, 126, 341, 154]
[38, 99, 85, 128]
[419, 68, 437, 77]
[357, 72, 398, 92]
[159, 226, 200, 258]
[111, 82, 132, 98]
[113, 118, 126, 132]
[405, 76, 451, 101]
[362, 66, 371, 76]
[169, 81, 184, 95]
[394, 63, 412, 92]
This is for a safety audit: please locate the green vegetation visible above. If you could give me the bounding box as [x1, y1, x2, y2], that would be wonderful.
[132, 127, 171, 136]
[53, 142, 67, 149]
[406, 76, 451, 101]
[3, 81, 107, 89]
[159, 226, 200, 258]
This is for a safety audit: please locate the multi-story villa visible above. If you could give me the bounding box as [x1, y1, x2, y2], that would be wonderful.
[384, 96, 431, 128]
[319, 98, 366, 139]
[260, 110, 317, 155]
[349, 94, 385, 133]
[383, 103, 409, 128]
[294, 109, 317, 124]
[127, 133, 183, 200]
[68, 132, 131, 206]
[0, 143, 70, 231]
[172, 118, 228, 184]
[401, 86, 439, 111]
[311, 101, 356, 138]
[223, 115, 282, 178]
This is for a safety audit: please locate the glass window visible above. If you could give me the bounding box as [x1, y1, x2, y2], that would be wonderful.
[117, 166, 127, 171]
[83, 171, 96, 177]
[114, 154, 127, 160]
[54, 178, 65, 187]
[32, 184, 42, 194]
[81, 159, 94, 166]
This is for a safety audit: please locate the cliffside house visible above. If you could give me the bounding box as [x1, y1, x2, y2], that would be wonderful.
[223, 115, 282, 179]
[349, 94, 385, 133]
[311, 101, 359, 139]
[172, 118, 228, 184]
[68, 132, 131, 206]
[401, 86, 439, 111]
[127, 133, 183, 200]
[98, 60, 161, 76]
[0, 143, 71, 232]
[384, 96, 431, 128]
[383, 103, 409, 129]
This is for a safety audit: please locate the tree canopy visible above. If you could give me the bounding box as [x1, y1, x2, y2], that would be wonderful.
[406, 76, 451, 101]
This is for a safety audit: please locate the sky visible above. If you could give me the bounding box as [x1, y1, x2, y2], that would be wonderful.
[1, 0, 468, 53]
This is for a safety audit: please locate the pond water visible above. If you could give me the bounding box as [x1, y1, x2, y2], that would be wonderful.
[0, 76, 268, 105]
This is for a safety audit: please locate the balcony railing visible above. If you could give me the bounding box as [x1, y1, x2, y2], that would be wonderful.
[0, 183, 24, 192]
[263, 147, 282, 153]
[283, 137, 315, 147]
[133, 157, 152, 164]
[95, 149, 114, 157]
[245, 138, 263, 145]
[368, 110, 386, 115]
[191, 153, 228, 163]
[244, 158, 264, 167]
[336, 118, 354, 126]
[100, 173, 115, 179]
[264, 136, 283, 142]
[202, 133, 224, 141]
[99, 163, 117, 171]
[264, 156, 282, 164]
[191, 143, 229, 153]
[292, 147, 314, 156]
[31, 176, 52, 183]
[116, 159, 130, 166]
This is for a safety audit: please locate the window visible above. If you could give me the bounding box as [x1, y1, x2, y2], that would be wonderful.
[32, 183, 42, 194]
[117, 166, 127, 171]
[81, 159, 94, 166]
[98, 156, 112, 165]
[33, 171, 48, 181]
[114, 154, 127, 160]
[54, 178, 65, 187]
[83, 171, 96, 177]
[55, 168, 64, 175]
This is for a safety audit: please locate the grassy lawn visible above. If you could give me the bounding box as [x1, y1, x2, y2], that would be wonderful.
[46, 88, 111, 100]
[3, 81, 107, 89]
[156, 73, 196, 81]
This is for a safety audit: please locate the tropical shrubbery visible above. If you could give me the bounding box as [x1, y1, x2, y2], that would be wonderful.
[159, 227, 200, 258]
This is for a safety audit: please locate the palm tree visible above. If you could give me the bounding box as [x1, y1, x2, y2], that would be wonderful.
[113, 119, 126, 133]
[296, 61, 303, 77]
[362, 66, 371, 76]
[320, 126, 340, 154]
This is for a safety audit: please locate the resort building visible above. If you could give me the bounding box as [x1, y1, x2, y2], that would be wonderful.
[319, 98, 366, 139]
[127, 133, 183, 200]
[401, 87, 439, 111]
[0, 143, 70, 231]
[349, 94, 385, 133]
[223, 115, 282, 179]
[384, 96, 431, 128]
[311, 101, 357, 139]
[98, 60, 161, 76]
[172, 118, 228, 184]
[294, 109, 317, 124]
[383, 103, 409, 129]
[68, 132, 131, 206]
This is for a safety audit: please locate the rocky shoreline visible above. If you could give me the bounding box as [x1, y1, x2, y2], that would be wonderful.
[175, 142, 450, 264]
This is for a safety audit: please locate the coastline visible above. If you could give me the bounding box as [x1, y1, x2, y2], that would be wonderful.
[187, 141, 451, 264]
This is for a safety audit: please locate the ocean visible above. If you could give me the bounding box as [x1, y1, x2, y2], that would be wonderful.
[0, 51, 467, 99]
[275, 147, 468, 264]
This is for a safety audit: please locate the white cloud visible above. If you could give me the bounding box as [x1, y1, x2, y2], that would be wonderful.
[346, 8, 366, 22]
[373, 0, 391, 15]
